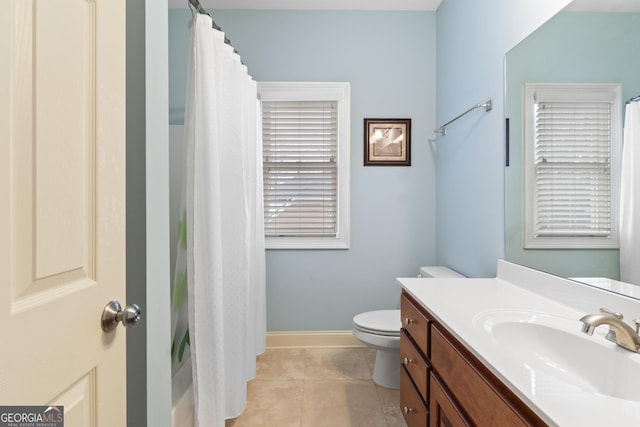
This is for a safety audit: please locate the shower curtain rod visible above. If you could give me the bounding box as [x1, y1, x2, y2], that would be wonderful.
[434, 99, 493, 136]
[187, 0, 239, 57]
[627, 94, 640, 104]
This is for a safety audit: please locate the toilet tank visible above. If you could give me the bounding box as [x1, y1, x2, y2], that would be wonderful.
[418, 266, 464, 278]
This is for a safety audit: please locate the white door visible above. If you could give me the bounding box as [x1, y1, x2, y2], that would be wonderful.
[0, 1, 128, 425]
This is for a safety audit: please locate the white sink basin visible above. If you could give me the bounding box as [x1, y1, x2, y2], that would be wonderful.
[474, 310, 640, 401]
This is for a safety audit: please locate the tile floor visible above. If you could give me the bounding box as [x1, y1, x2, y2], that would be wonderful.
[225, 347, 407, 427]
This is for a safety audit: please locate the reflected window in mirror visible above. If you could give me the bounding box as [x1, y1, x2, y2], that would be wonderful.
[523, 83, 622, 249]
[504, 9, 640, 281]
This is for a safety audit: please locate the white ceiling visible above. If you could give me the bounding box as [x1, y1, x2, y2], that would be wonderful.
[566, 0, 640, 12]
[169, 0, 442, 10]
[170, 0, 640, 12]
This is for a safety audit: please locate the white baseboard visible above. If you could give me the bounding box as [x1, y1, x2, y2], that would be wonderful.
[266, 331, 365, 349]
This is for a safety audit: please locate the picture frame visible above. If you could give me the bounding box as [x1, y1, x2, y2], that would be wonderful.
[364, 118, 411, 166]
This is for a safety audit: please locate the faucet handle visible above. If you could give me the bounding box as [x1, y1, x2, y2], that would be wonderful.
[634, 319, 640, 335]
[600, 307, 623, 320]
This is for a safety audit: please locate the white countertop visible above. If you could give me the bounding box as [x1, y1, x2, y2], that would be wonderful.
[571, 277, 640, 300]
[398, 261, 640, 427]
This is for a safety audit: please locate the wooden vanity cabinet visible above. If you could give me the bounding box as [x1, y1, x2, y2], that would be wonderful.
[400, 291, 547, 427]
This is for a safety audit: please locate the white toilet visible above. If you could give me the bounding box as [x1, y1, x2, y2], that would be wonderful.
[352, 266, 464, 389]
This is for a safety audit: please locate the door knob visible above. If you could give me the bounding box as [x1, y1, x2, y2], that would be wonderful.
[101, 300, 141, 332]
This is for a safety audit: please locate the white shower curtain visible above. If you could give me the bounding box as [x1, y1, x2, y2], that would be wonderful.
[183, 13, 266, 426]
[620, 101, 640, 285]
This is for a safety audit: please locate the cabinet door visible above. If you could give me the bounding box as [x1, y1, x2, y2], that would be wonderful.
[431, 325, 541, 426]
[430, 374, 471, 427]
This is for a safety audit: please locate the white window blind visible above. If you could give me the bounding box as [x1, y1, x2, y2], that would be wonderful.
[262, 100, 338, 238]
[524, 83, 621, 249]
[535, 100, 612, 237]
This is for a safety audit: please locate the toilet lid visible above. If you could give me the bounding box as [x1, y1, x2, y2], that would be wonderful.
[353, 310, 401, 336]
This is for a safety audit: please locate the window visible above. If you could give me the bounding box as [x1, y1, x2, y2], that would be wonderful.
[258, 82, 350, 249]
[523, 83, 621, 248]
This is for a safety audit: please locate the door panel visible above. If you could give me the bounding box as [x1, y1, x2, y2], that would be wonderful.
[51, 370, 97, 425]
[0, 1, 126, 425]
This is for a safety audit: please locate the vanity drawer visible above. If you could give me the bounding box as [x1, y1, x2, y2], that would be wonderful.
[430, 326, 543, 427]
[401, 292, 431, 356]
[400, 329, 429, 401]
[400, 366, 428, 427]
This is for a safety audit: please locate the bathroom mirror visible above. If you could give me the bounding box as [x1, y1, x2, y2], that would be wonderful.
[504, 0, 640, 295]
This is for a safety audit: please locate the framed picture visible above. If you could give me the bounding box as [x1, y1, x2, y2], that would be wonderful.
[364, 118, 411, 166]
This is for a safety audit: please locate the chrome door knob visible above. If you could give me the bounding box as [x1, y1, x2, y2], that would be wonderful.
[101, 300, 141, 332]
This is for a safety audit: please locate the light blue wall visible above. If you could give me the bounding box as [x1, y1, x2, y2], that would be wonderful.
[505, 12, 640, 279]
[168, 10, 437, 331]
[434, 0, 571, 277]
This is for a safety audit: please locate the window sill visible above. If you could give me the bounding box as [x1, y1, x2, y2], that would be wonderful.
[265, 236, 349, 250]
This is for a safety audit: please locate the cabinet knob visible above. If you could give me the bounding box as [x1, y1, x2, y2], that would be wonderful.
[403, 357, 413, 366]
[403, 406, 414, 415]
[404, 317, 414, 326]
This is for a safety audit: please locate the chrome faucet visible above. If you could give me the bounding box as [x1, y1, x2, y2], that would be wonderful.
[580, 308, 640, 353]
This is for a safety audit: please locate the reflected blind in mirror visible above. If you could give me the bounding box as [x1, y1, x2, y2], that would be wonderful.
[524, 83, 621, 249]
[535, 100, 612, 237]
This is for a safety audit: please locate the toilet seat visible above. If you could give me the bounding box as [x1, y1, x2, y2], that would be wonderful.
[353, 310, 401, 337]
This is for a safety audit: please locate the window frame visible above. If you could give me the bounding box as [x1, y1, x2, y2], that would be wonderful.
[523, 82, 622, 249]
[258, 81, 351, 250]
